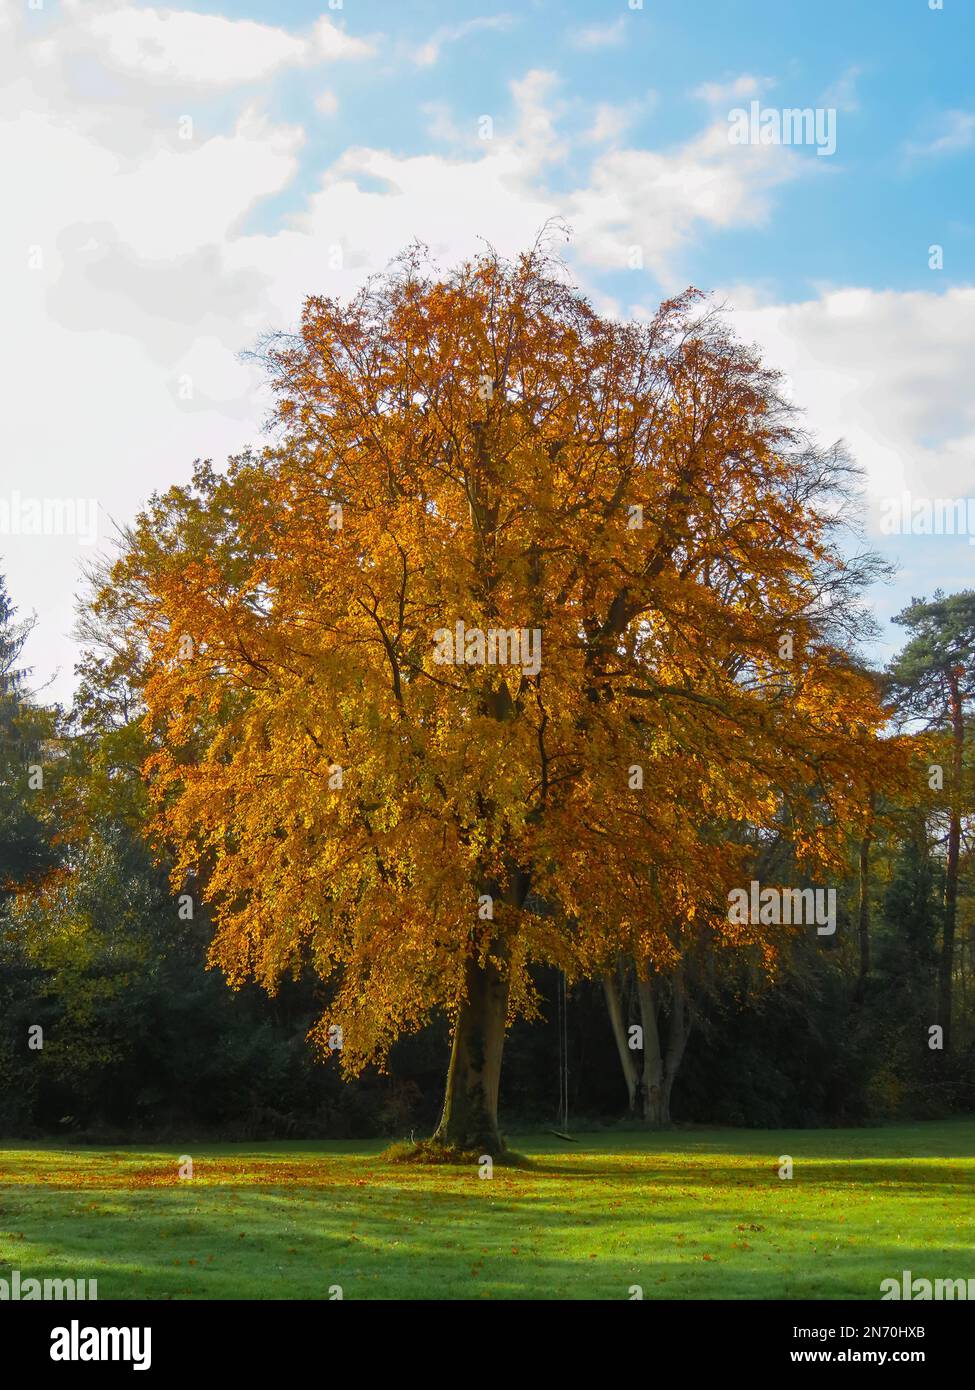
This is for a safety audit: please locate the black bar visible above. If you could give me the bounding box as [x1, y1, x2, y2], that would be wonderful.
[1, 1298, 967, 1375]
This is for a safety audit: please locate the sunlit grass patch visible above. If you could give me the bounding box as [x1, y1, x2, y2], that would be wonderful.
[1, 1122, 972, 1300]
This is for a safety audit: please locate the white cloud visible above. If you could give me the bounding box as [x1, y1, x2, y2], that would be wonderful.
[412, 15, 514, 68]
[421, 101, 465, 145]
[569, 18, 625, 51]
[44, 3, 373, 91]
[0, 9, 309, 696]
[230, 142, 557, 324]
[569, 117, 800, 280]
[315, 90, 339, 116]
[510, 69, 568, 169]
[716, 285, 975, 511]
[823, 65, 861, 114]
[584, 99, 655, 146]
[3, 102, 302, 263]
[905, 110, 975, 159]
[310, 15, 376, 62]
[76, 4, 310, 86]
[693, 74, 772, 105]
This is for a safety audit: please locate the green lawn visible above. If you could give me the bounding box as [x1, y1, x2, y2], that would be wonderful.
[1, 1122, 972, 1299]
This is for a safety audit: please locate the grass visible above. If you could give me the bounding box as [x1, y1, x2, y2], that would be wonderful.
[0, 1121, 972, 1299]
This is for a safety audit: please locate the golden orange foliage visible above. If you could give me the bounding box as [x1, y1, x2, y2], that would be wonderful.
[106, 246, 909, 1072]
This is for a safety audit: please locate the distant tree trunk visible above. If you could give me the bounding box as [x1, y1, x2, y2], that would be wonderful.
[662, 968, 692, 1121]
[637, 964, 692, 1126]
[603, 957, 694, 1126]
[854, 795, 875, 1004]
[433, 942, 510, 1154]
[603, 966, 639, 1113]
[636, 975, 666, 1123]
[941, 673, 964, 1052]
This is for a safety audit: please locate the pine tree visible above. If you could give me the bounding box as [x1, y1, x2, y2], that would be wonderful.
[888, 591, 975, 1052]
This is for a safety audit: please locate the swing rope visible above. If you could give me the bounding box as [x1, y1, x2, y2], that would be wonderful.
[558, 969, 568, 1133]
[549, 970, 576, 1142]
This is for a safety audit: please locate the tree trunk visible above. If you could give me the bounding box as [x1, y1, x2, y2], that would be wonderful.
[854, 797, 875, 1004]
[433, 942, 510, 1154]
[604, 960, 694, 1127]
[636, 974, 666, 1124]
[662, 968, 692, 1120]
[940, 675, 964, 1053]
[603, 967, 639, 1113]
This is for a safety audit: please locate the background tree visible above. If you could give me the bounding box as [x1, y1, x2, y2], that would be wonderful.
[888, 591, 975, 1052]
[0, 570, 59, 1125]
[0, 571, 53, 889]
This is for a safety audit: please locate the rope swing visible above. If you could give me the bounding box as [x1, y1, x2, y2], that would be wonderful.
[550, 969, 575, 1142]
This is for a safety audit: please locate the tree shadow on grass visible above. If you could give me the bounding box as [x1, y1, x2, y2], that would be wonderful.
[2, 1158, 972, 1300]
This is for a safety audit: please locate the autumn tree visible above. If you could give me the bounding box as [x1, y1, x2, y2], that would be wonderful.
[98, 246, 901, 1152]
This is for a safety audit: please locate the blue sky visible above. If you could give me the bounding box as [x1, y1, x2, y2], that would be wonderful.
[211, 0, 975, 300]
[3, 0, 973, 697]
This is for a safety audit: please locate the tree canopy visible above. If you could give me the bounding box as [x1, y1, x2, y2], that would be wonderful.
[95, 246, 910, 1149]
